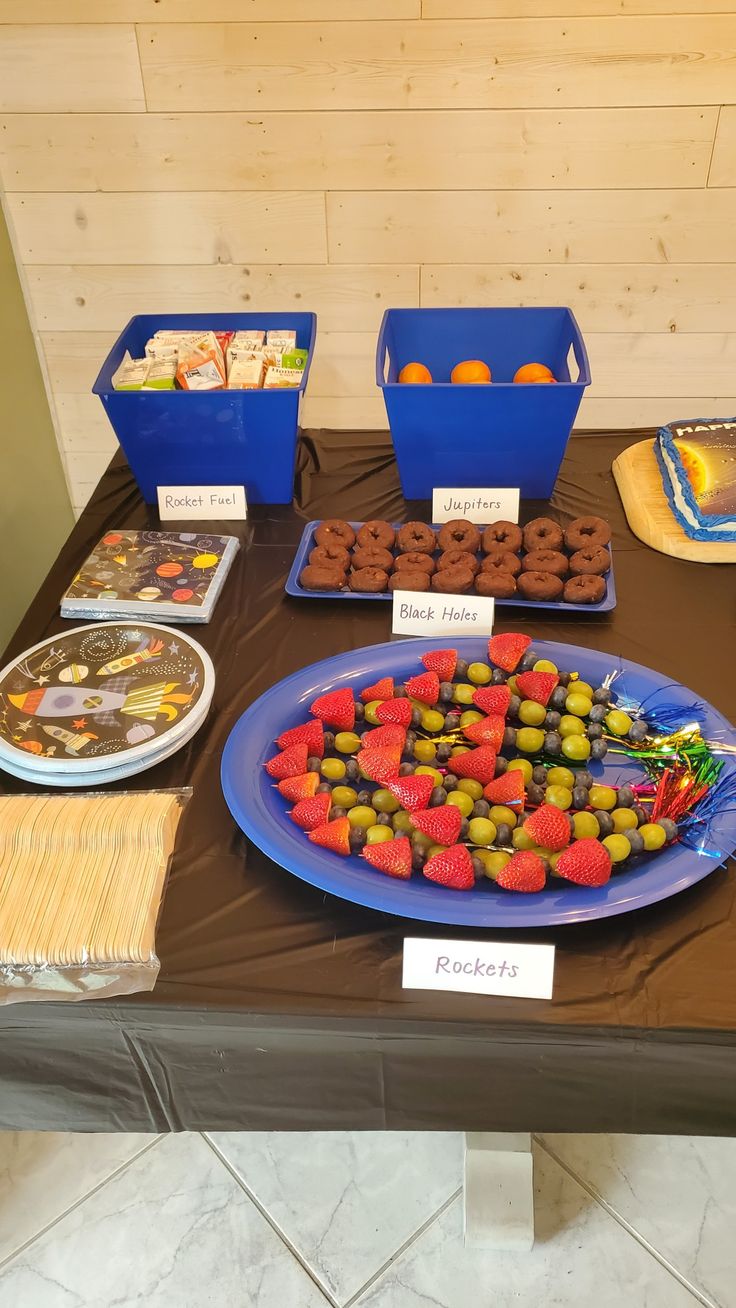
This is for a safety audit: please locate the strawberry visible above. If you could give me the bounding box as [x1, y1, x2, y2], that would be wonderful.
[404, 671, 440, 705]
[515, 670, 559, 707]
[360, 676, 394, 704]
[308, 816, 351, 856]
[488, 632, 532, 673]
[387, 773, 435, 813]
[447, 745, 497, 784]
[265, 742, 309, 779]
[483, 770, 525, 808]
[362, 835, 412, 880]
[362, 724, 407, 749]
[555, 838, 612, 887]
[310, 688, 355, 731]
[421, 648, 457, 682]
[277, 771, 320, 802]
[472, 684, 511, 717]
[497, 850, 546, 893]
[290, 792, 332, 831]
[276, 719, 324, 757]
[356, 746, 401, 784]
[462, 714, 505, 750]
[375, 698, 413, 726]
[423, 844, 475, 890]
[411, 805, 462, 845]
[522, 803, 571, 852]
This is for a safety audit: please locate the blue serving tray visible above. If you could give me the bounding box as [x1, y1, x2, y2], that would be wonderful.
[285, 521, 616, 614]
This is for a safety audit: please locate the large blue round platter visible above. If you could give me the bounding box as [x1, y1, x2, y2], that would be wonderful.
[221, 638, 736, 928]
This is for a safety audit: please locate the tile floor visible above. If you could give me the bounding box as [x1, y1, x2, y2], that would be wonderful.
[0, 1129, 733, 1307]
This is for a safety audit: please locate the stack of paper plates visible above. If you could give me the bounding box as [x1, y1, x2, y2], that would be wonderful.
[0, 622, 214, 787]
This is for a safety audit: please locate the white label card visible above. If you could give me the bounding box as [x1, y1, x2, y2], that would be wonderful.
[392, 590, 494, 637]
[157, 484, 247, 521]
[403, 937, 555, 1000]
[432, 487, 520, 524]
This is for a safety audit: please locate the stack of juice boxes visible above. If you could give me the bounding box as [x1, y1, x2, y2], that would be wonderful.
[112, 328, 308, 392]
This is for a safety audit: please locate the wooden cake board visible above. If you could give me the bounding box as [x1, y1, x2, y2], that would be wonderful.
[612, 439, 736, 564]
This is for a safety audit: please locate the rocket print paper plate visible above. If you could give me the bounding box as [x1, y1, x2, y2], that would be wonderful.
[0, 622, 214, 777]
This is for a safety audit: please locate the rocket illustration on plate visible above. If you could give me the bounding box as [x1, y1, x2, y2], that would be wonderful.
[7, 680, 193, 723]
[96, 635, 164, 677]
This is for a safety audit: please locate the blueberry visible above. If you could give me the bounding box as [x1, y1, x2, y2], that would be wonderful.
[624, 830, 644, 856]
[557, 670, 571, 688]
[544, 710, 561, 731]
[532, 765, 548, 785]
[544, 731, 562, 754]
[537, 857, 551, 876]
[307, 755, 322, 772]
[459, 817, 470, 840]
[357, 789, 371, 806]
[594, 810, 613, 837]
[572, 786, 589, 810]
[345, 759, 359, 781]
[353, 702, 365, 721]
[317, 782, 332, 794]
[494, 755, 508, 776]
[323, 732, 335, 751]
[617, 784, 635, 808]
[411, 708, 422, 727]
[518, 650, 538, 672]
[659, 817, 678, 842]
[629, 720, 649, 743]
[472, 856, 486, 881]
[411, 847, 427, 870]
[632, 804, 648, 827]
[349, 827, 367, 851]
[588, 704, 607, 723]
[592, 687, 612, 705]
[444, 714, 461, 732]
[429, 786, 447, 807]
[591, 738, 608, 760]
[550, 687, 568, 711]
[398, 762, 415, 776]
[472, 799, 490, 819]
[576, 769, 594, 789]
[436, 744, 452, 763]
[439, 681, 454, 702]
[495, 822, 512, 846]
[443, 774, 457, 791]
[394, 685, 407, 698]
[526, 782, 546, 806]
[491, 668, 508, 685]
[377, 812, 392, 825]
[455, 659, 469, 679]
[405, 731, 417, 749]
[586, 723, 603, 740]
[507, 694, 521, 718]
[503, 726, 517, 752]
[330, 806, 347, 820]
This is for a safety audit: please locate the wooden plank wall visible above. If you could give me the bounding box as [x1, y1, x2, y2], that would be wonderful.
[0, 6, 735, 513]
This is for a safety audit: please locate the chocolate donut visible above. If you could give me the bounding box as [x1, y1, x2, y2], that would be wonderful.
[564, 515, 611, 551]
[396, 521, 436, 555]
[314, 518, 356, 549]
[522, 549, 568, 578]
[437, 519, 481, 554]
[568, 546, 610, 577]
[438, 548, 480, 576]
[481, 549, 521, 577]
[389, 570, 430, 592]
[395, 551, 435, 575]
[352, 545, 394, 573]
[349, 567, 389, 593]
[356, 519, 396, 550]
[431, 566, 474, 595]
[523, 517, 563, 552]
[309, 543, 350, 572]
[482, 521, 523, 554]
[476, 569, 517, 599]
[563, 575, 606, 605]
[299, 564, 345, 592]
[516, 570, 564, 602]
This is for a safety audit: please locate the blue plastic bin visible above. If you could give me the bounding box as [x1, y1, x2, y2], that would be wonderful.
[376, 307, 590, 499]
[93, 312, 317, 504]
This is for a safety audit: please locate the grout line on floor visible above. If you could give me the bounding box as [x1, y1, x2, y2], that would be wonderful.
[0, 1134, 164, 1276]
[201, 1132, 340, 1308]
[342, 1186, 462, 1308]
[533, 1136, 719, 1308]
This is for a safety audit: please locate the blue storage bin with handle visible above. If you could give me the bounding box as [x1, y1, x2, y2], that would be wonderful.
[376, 307, 590, 500]
[93, 312, 317, 505]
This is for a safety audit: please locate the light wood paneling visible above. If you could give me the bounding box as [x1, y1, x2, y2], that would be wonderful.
[578, 397, 736, 426]
[0, 26, 145, 112]
[422, 264, 736, 333]
[0, 108, 716, 193]
[328, 189, 736, 265]
[28, 265, 418, 332]
[709, 106, 736, 186]
[54, 394, 116, 454]
[586, 333, 736, 397]
[422, 1, 736, 15]
[6, 193, 327, 265]
[138, 18, 736, 112]
[303, 396, 388, 430]
[0, 1, 420, 21]
[41, 333, 117, 392]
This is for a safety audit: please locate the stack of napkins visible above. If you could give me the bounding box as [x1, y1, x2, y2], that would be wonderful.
[61, 530, 239, 622]
[655, 418, 736, 542]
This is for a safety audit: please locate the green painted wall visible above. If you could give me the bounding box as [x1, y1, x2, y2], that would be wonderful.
[0, 203, 73, 654]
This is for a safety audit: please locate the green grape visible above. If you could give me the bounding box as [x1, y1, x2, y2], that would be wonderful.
[392, 810, 414, 833]
[415, 765, 443, 786]
[467, 662, 492, 685]
[414, 739, 437, 763]
[606, 709, 634, 737]
[573, 811, 600, 840]
[512, 826, 535, 850]
[363, 700, 383, 726]
[588, 784, 617, 811]
[547, 765, 574, 788]
[545, 784, 573, 811]
[561, 734, 591, 762]
[366, 825, 394, 845]
[603, 833, 631, 863]
[427, 843, 449, 858]
[489, 804, 518, 829]
[611, 807, 638, 832]
[548, 850, 562, 874]
[372, 788, 400, 814]
[451, 745, 470, 757]
[516, 726, 545, 754]
[573, 681, 594, 700]
[421, 708, 445, 733]
[533, 659, 558, 675]
[518, 700, 546, 727]
[507, 758, 532, 784]
[467, 817, 497, 846]
[639, 822, 667, 851]
[452, 683, 476, 705]
[457, 778, 483, 800]
[348, 805, 378, 829]
[320, 757, 346, 780]
[559, 715, 585, 738]
[480, 850, 511, 880]
[331, 785, 358, 809]
[507, 675, 519, 695]
[446, 790, 474, 817]
[459, 710, 484, 727]
[565, 692, 592, 718]
[334, 731, 361, 754]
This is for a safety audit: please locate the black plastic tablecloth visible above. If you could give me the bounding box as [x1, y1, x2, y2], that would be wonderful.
[1, 430, 735, 1135]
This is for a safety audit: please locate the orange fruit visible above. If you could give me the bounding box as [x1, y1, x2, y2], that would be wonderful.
[513, 362, 556, 384]
[398, 361, 432, 384]
[450, 359, 492, 385]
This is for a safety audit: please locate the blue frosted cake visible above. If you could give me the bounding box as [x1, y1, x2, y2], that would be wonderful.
[655, 418, 736, 542]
